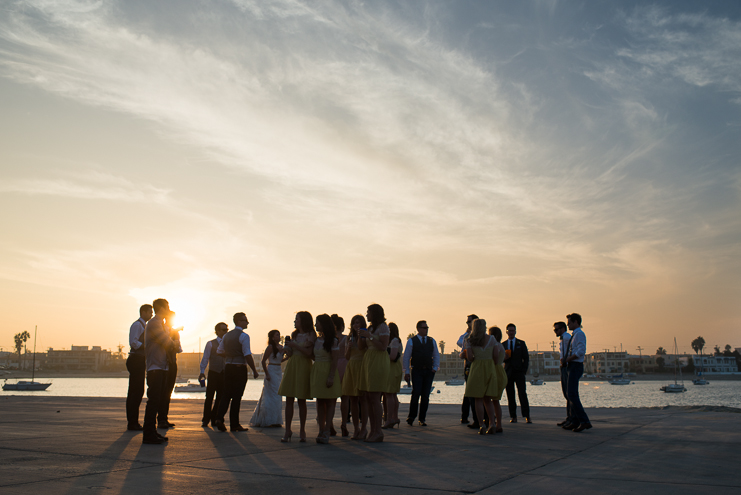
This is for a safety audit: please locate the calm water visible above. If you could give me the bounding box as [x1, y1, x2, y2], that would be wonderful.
[3, 378, 740, 408]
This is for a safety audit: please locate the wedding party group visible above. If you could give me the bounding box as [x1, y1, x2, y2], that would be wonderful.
[125, 298, 591, 445]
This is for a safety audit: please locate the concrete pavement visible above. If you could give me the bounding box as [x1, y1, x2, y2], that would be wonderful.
[0, 396, 739, 494]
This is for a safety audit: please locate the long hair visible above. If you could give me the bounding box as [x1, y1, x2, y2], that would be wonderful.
[293, 311, 314, 339]
[349, 314, 365, 342]
[331, 314, 345, 334]
[488, 326, 502, 342]
[316, 314, 335, 353]
[469, 319, 488, 347]
[366, 303, 386, 332]
[388, 322, 400, 342]
[267, 329, 280, 357]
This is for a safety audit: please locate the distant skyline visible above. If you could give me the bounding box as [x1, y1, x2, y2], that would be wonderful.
[1, 1, 739, 356]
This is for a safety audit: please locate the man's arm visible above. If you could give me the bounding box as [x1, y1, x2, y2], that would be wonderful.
[521, 340, 529, 372]
[567, 331, 586, 363]
[129, 321, 143, 350]
[199, 341, 212, 378]
[402, 338, 413, 379]
[432, 338, 440, 372]
[242, 334, 258, 378]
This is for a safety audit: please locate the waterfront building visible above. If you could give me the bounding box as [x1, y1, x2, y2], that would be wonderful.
[528, 351, 561, 375]
[628, 355, 658, 373]
[585, 351, 630, 374]
[438, 352, 465, 378]
[46, 346, 111, 371]
[691, 355, 738, 374]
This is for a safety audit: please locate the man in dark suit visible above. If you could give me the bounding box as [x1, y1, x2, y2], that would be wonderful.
[503, 323, 531, 423]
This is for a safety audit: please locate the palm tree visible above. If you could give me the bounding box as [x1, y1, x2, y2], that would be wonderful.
[439, 341, 446, 354]
[14, 331, 30, 370]
[656, 347, 667, 355]
[407, 333, 416, 341]
[691, 336, 705, 355]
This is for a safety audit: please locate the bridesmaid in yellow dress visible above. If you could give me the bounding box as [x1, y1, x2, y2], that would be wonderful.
[382, 322, 403, 429]
[358, 303, 390, 443]
[464, 319, 503, 434]
[331, 314, 349, 437]
[342, 315, 368, 439]
[310, 314, 342, 444]
[278, 311, 315, 442]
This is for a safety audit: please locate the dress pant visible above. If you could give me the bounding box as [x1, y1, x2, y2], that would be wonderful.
[560, 366, 572, 421]
[566, 362, 589, 424]
[216, 364, 248, 426]
[202, 370, 225, 424]
[125, 354, 146, 427]
[157, 362, 177, 425]
[143, 369, 167, 440]
[407, 367, 435, 422]
[505, 369, 530, 418]
[461, 362, 472, 421]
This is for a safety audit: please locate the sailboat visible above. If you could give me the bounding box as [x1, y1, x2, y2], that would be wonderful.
[3, 326, 52, 391]
[660, 338, 686, 393]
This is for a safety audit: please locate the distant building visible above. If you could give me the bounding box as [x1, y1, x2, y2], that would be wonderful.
[528, 351, 561, 375]
[585, 351, 629, 374]
[1, 351, 46, 370]
[438, 352, 465, 377]
[691, 355, 738, 374]
[46, 346, 111, 371]
[628, 355, 658, 373]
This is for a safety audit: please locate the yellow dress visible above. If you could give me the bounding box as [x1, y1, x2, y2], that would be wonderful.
[278, 332, 314, 400]
[493, 342, 508, 400]
[310, 338, 341, 399]
[385, 338, 403, 394]
[464, 337, 503, 399]
[341, 339, 366, 396]
[360, 323, 390, 393]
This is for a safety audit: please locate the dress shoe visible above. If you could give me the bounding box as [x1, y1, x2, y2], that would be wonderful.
[157, 422, 175, 429]
[406, 418, 414, 426]
[127, 424, 144, 431]
[230, 425, 248, 432]
[573, 423, 592, 432]
[556, 420, 569, 427]
[418, 421, 427, 426]
[467, 423, 481, 429]
[510, 417, 517, 423]
[214, 420, 227, 432]
[142, 436, 165, 445]
[202, 422, 209, 427]
[525, 417, 533, 424]
[461, 419, 470, 424]
[156, 433, 168, 441]
[562, 422, 577, 430]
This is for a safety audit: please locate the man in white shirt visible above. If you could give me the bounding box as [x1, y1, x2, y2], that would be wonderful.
[199, 322, 228, 427]
[213, 312, 259, 432]
[142, 299, 175, 445]
[562, 313, 591, 432]
[126, 304, 152, 431]
[553, 321, 571, 427]
[457, 314, 479, 427]
[403, 321, 440, 426]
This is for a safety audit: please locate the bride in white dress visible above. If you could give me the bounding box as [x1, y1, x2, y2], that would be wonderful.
[250, 330, 286, 427]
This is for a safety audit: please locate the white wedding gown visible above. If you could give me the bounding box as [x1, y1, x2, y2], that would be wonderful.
[250, 351, 284, 426]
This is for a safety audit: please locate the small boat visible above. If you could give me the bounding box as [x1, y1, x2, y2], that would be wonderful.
[445, 376, 465, 386]
[661, 338, 686, 393]
[2, 326, 51, 392]
[398, 384, 435, 395]
[692, 378, 709, 385]
[174, 381, 206, 393]
[609, 374, 631, 385]
[3, 380, 51, 391]
[530, 379, 545, 385]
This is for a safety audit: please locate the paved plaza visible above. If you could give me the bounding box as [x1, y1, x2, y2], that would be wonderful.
[0, 396, 739, 494]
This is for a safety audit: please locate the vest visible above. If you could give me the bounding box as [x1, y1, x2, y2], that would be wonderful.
[223, 328, 245, 359]
[410, 335, 433, 370]
[209, 338, 226, 373]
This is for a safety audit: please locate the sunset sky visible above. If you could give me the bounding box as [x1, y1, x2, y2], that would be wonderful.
[1, 0, 739, 357]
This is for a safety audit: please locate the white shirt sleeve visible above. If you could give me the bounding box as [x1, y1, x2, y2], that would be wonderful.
[200, 341, 212, 374]
[129, 320, 144, 350]
[402, 338, 414, 375]
[572, 329, 586, 360]
[217, 338, 225, 355]
[240, 332, 252, 356]
[432, 338, 440, 371]
[457, 332, 467, 348]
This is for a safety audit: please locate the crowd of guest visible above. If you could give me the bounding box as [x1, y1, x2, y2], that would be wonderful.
[126, 300, 591, 445]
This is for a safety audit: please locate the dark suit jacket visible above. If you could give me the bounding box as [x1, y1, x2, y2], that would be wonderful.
[503, 338, 529, 374]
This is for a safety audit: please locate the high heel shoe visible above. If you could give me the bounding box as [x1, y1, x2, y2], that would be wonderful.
[352, 428, 367, 441]
[317, 431, 330, 444]
[478, 427, 486, 435]
[299, 431, 307, 443]
[341, 424, 349, 437]
[486, 427, 496, 435]
[382, 419, 401, 429]
[280, 432, 292, 443]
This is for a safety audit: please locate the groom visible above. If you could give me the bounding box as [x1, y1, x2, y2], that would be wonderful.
[403, 320, 440, 426]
